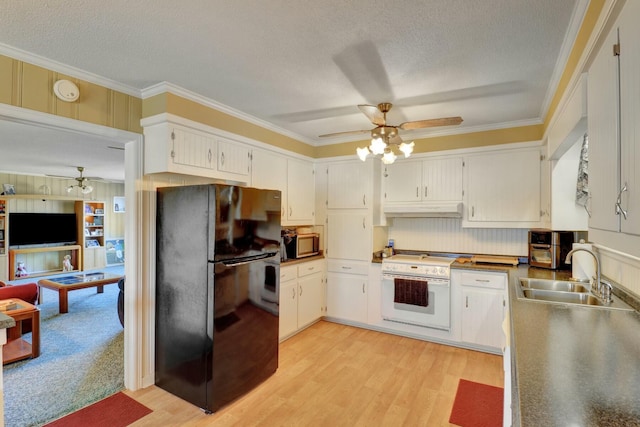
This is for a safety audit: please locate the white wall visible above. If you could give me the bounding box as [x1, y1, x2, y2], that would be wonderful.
[388, 218, 528, 256]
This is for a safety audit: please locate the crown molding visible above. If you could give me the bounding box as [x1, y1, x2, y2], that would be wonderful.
[141, 81, 318, 146]
[0, 43, 142, 98]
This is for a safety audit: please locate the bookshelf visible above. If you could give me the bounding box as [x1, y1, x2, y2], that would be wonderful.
[75, 201, 106, 270]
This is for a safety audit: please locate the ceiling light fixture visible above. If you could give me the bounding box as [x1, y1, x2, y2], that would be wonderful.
[65, 167, 94, 194]
[356, 133, 414, 164]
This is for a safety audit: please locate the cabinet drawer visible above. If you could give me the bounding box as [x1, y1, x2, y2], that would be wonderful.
[280, 265, 297, 282]
[298, 259, 324, 277]
[459, 271, 506, 289]
[327, 259, 368, 275]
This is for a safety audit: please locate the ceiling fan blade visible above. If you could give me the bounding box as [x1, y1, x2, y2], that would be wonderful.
[399, 116, 463, 130]
[358, 104, 386, 126]
[319, 129, 371, 138]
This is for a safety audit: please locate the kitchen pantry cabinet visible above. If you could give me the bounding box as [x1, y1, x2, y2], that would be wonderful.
[588, 0, 640, 236]
[383, 157, 463, 203]
[142, 116, 250, 183]
[278, 259, 324, 340]
[463, 147, 542, 227]
[453, 270, 506, 351]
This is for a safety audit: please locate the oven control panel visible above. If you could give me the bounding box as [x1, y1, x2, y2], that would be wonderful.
[381, 262, 450, 278]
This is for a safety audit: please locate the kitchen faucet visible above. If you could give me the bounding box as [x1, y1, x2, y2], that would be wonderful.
[565, 247, 612, 303]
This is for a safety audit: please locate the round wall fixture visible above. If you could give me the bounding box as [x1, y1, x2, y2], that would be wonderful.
[53, 79, 80, 102]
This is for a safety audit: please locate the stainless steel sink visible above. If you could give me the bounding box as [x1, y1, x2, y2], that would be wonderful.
[517, 278, 635, 311]
[519, 278, 589, 293]
[522, 289, 603, 305]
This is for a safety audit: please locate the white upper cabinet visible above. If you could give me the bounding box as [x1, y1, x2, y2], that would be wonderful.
[142, 116, 249, 183]
[618, 0, 640, 236]
[326, 212, 370, 261]
[251, 149, 288, 220]
[217, 138, 250, 177]
[588, 0, 640, 237]
[384, 157, 464, 203]
[587, 18, 621, 233]
[464, 147, 542, 227]
[328, 161, 372, 209]
[287, 158, 315, 223]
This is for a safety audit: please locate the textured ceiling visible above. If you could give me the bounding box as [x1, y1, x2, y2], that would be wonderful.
[0, 0, 583, 180]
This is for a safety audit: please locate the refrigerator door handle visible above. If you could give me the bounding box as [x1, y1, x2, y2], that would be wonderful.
[218, 252, 279, 267]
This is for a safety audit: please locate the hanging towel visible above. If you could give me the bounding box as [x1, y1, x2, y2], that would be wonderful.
[576, 133, 589, 207]
[394, 278, 429, 307]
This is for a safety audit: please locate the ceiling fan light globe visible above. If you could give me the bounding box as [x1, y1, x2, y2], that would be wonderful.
[356, 147, 370, 162]
[382, 150, 397, 165]
[370, 137, 386, 155]
[81, 185, 94, 194]
[399, 141, 415, 157]
[66, 185, 74, 193]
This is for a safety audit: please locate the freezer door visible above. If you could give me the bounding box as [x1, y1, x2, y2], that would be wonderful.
[207, 255, 280, 412]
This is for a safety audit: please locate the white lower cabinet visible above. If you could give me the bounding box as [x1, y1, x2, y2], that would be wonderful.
[326, 268, 368, 323]
[279, 259, 324, 341]
[454, 270, 506, 351]
[83, 247, 106, 271]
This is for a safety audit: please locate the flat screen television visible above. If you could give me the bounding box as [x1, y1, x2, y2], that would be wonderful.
[9, 213, 77, 247]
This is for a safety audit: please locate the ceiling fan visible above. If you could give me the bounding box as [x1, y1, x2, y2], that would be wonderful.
[48, 166, 102, 194]
[319, 103, 463, 164]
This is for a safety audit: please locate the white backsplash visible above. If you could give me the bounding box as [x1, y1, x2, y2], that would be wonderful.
[388, 218, 528, 256]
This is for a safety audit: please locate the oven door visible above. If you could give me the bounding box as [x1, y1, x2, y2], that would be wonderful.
[381, 273, 450, 331]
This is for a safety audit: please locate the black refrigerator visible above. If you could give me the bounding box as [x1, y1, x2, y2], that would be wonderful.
[155, 184, 281, 413]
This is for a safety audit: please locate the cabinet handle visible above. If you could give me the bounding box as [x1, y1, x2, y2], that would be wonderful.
[363, 195, 366, 206]
[289, 207, 293, 216]
[362, 283, 365, 293]
[615, 183, 628, 219]
[292, 288, 296, 299]
[282, 207, 285, 217]
[416, 187, 419, 197]
[471, 206, 475, 217]
[362, 218, 365, 229]
[466, 296, 469, 308]
[299, 286, 303, 296]
[341, 266, 352, 270]
[475, 279, 491, 283]
[208, 148, 212, 162]
[424, 186, 428, 198]
[221, 152, 225, 166]
[308, 267, 315, 271]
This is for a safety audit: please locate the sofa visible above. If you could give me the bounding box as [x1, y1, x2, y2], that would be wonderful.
[0, 281, 39, 333]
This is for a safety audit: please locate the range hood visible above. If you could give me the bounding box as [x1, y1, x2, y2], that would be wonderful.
[383, 202, 463, 218]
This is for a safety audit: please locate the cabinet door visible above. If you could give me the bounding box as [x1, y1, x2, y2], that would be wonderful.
[383, 161, 422, 202]
[327, 212, 370, 261]
[217, 139, 250, 176]
[297, 273, 323, 328]
[423, 157, 463, 201]
[466, 149, 540, 223]
[328, 162, 371, 208]
[172, 127, 216, 169]
[287, 158, 315, 222]
[461, 287, 504, 349]
[326, 272, 367, 323]
[279, 279, 298, 339]
[251, 150, 288, 220]
[619, 2, 640, 236]
[587, 23, 621, 233]
[83, 247, 106, 271]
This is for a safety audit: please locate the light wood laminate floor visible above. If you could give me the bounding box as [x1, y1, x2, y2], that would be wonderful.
[126, 321, 503, 426]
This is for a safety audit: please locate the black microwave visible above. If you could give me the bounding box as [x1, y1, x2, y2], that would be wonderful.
[284, 233, 319, 259]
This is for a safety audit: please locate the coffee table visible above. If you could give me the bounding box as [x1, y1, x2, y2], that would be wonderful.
[38, 272, 124, 314]
[2, 298, 40, 364]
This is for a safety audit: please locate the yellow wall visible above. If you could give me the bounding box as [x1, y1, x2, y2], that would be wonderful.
[0, 55, 142, 133]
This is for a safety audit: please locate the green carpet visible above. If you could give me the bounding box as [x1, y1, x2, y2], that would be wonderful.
[4, 267, 125, 427]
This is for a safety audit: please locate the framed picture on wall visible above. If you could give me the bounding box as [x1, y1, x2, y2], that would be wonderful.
[105, 238, 125, 265]
[113, 196, 125, 213]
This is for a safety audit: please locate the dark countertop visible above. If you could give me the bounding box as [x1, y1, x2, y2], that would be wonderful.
[506, 267, 640, 427]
